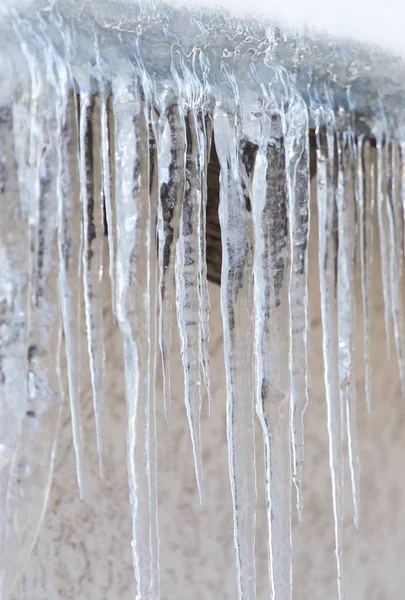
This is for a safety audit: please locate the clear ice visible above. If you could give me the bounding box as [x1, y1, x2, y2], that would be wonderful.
[1, 1, 405, 598]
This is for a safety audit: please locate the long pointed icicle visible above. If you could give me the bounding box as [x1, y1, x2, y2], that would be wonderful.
[79, 92, 106, 477]
[57, 89, 84, 496]
[386, 142, 405, 397]
[157, 104, 186, 419]
[113, 80, 159, 599]
[253, 109, 292, 600]
[316, 122, 344, 600]
[175, 107, 205, 503]
[148, 105, 160, 600]
[95, 36, 116, 321]
[402, 143, 405, 259]
[197, 111, 212, 412]
[2, 33, 62, 596]
[337, 133, 359, 528]
[215, 106, 257, 600]
[358, 138, 375, 413]
[0, 102, 32, 598]
[287, 92, 310, 520]
[376, 138, 392, 358]
[100, 90, 116, 320]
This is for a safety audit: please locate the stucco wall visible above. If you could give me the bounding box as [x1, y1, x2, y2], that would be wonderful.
[11, 179, 405, 600]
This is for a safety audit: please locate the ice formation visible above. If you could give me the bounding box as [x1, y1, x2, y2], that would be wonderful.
[0, 0, 405, 598]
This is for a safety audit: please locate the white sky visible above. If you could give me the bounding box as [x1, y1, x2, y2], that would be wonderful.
[166, 0, 405, 56]
[2, 0, 404, 56]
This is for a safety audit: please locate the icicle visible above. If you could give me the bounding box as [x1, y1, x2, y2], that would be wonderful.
[94, 32, 116, 322]
[286, 91, 310, 520]
[0, 101, 31, 599]
[175, 105, 209, 503]
[386, 142, 405, 397]
[402, 143, 405, 258]
[6, 9, 405, 600]
[376, 137, 392, 358]
[358, 138, 375, 413]
[215, 106, 257, 600]
[94, 32, 115, 324]
[79, 92, 106, 478]
[337, 132, 359, 528]
[51, 12, 87, 495]
[113, 77, 159, 599]
[100, 92, 116, 319]
[252, 107, 292, 600]
[157, 104, 186, 419]
[316, 122, 344, 600]
[0, 28, 62, 597]
[197, 111, 213, 414]
[56, 88, 84, 496]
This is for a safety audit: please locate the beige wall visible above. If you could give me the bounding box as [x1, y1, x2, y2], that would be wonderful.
[11, 179, 405, 600]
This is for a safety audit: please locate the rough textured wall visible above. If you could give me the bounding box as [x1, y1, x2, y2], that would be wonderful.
[11, 178, 405, 600]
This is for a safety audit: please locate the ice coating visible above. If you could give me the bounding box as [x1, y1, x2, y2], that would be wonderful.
[0, 1, 405, 599]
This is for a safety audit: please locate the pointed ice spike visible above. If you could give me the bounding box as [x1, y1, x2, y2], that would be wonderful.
[316, 122, 344, 600]
[148, 105, 160, 598]
[286, 92, 310, 520]
[57, 90, 85, 497]
[79, 92, 106, 478]
[1, 33, 63, 595]
[376, 138, 392, 359]
[358, 138, 374, 413]
[100, 91, 116, 321]
[252, 110, 292, 600]
[386, 142, 405, 398]
[337, 133, 360, 528]
[157, 104, 186, 419]
[215, 106, 257, 600]
[113, 80, 159, 599]
[94, 35, 116, 321]
[198, 112, 213, 413]
[175, 107, 205, 503]
[0, 102, 32, 598]
[50, 14, 87, 497]
[402, 143, 405, 259]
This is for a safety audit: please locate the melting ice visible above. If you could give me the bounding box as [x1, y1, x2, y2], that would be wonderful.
[1, 1, 405, 598]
